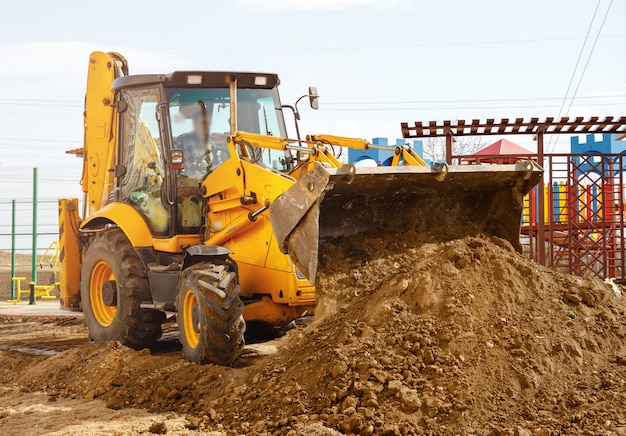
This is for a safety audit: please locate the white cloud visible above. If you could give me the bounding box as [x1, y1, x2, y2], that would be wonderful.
[0, 42, 185, 77]
[0, 42, 92, 76]
[333, 119, 367, 137]
[233, 0, 408, 11]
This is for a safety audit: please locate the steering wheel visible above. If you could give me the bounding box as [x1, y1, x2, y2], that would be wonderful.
[207, 134, 231, 167]
[212, 147, 231, 165]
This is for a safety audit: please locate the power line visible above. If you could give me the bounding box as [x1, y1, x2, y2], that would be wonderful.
[322, 94, 626, 106]
[565, 0, 614, 117]
[306, 101, 626, 112]
[548, 0, 615, 152]
[0, 137, 75, 143]
[0, 34, 623, 56]
[0, 101, 81, 108]
[0, 146, 78, 151]
[0, 113, 78, 118]
[0, 93, 623, 109]
[0, 98, 79, 104]
[137, 34, 626, 54]
[552, 0, 601, 124]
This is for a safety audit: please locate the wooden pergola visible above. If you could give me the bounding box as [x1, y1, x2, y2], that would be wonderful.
[401, 116, 626, 163]
[400, 116, 626, 267]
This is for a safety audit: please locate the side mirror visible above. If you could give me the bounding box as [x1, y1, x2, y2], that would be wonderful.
[170, 149, 184, 170]
[115, 100, 128, 113]
[308, 86, 319, 110]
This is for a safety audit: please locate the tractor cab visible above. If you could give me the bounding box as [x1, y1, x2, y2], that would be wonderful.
[110, 71, 293, 237]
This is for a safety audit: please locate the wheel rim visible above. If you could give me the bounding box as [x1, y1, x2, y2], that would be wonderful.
[182, 288, 200, 349]
[89, 261, 117, 327]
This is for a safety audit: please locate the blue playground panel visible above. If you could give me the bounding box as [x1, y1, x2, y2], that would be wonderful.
[571, 133, 626, 177]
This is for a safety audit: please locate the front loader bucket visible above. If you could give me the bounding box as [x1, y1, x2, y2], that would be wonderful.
[269, 161, 542, 283]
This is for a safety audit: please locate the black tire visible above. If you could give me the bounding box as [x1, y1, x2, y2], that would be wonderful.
[80, 229, 165, 348]
[178, 262, 245, 365]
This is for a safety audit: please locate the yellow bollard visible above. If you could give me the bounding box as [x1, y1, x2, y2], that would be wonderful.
[7, 277, 25, 304]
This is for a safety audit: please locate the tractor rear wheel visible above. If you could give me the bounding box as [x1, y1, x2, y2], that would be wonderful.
[178, 262, 245, 365]
[80, 229, 165, 348]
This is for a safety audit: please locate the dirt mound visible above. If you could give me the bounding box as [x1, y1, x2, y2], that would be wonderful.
[273, 236, 626, 434]
[2, 236, 626, 435]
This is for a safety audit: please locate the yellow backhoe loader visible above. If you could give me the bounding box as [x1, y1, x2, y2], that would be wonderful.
[58, 52, 542, 364]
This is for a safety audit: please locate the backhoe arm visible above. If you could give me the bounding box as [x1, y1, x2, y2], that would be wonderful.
[232, 131, 344, 168]
[390, 145, 428, 166]
[307, 134, 370, 151]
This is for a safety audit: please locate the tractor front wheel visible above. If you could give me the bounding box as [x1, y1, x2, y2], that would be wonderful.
[178, 262, 245, 365]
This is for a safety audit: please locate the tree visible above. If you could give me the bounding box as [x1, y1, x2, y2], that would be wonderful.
[422, 136, 487, 163]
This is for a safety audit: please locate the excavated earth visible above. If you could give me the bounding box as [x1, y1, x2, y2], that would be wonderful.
[1, 232, 626, 435]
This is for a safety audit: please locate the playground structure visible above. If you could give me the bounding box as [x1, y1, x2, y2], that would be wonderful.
[402, 116, 626, 281]
[521, 135, 626, 278]
[8, 241, 60, 303]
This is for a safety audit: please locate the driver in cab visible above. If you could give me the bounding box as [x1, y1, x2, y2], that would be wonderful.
[173, 103, 212, 179]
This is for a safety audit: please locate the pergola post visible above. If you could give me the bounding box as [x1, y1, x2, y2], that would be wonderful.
[536, 130, 546, 265]
[445, 130, 453, 165]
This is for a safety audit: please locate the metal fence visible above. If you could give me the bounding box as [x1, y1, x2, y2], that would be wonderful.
[458, 153, 626, 281]
[0, 165, 82, 298]
[523, 154, 626, 280]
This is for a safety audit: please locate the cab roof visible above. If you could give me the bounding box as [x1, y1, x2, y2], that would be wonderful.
[112, 71, 280, 90]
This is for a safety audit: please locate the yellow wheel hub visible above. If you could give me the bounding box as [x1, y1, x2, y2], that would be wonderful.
[182, 289, 200, 349]
[89, 261, 117, 327]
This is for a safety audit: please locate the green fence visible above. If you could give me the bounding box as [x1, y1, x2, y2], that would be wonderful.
[0, 165, 82, 299]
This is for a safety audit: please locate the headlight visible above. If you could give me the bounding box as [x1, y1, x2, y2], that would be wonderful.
[186, 75, 203, 85]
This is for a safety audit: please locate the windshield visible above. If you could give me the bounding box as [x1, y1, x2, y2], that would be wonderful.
[166, 87, 291, 175]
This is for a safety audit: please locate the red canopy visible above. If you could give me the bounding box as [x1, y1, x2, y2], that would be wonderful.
[468, 139, 533, 163]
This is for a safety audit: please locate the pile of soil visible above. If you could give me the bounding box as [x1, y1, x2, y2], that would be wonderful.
[2, 235, 626, 435]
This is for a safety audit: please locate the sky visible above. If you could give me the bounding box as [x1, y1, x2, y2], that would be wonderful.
[0, 0, 624, 202]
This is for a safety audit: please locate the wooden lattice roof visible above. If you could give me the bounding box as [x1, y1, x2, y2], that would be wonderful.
[401, 116, 626, 138]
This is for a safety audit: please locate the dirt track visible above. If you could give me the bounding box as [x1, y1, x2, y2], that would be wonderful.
[2, 236, 626, 435]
